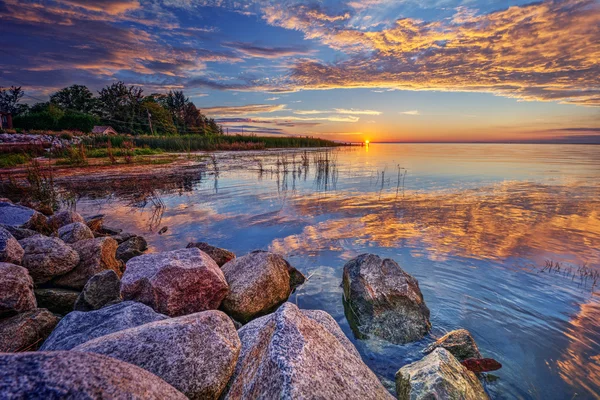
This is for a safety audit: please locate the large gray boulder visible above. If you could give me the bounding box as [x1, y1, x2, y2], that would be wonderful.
[58, 221, 94, 244]
[48, 210, 84, 230]
[34, 288, 80, 315]
[52, 237, 122, 290]
[74, 269, 121, 311]
[75, 310, 241, 399]
[0, 202, 48, 232]
[40, 301, 168, 351]
[396, 348, 489, 400]
[0, 227, 24, 264]
[0, 352, 186, 399]
[0, 308, 59, 352]
[121, 248, 228, 317]
[224, 302, 393, 400]
[20, 235, 80, 284]
[221, 251, 302, 323]
[187, 241, 236, 267]
[0, 263, 36, 318]
[116, 235, 148, 263]
[342, 254, 430, 344]
[423, 329, 482, 362]
[0, 224, 38, 240]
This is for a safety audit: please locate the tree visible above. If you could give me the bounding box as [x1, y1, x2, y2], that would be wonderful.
[97, 81, 144, 134]
[142, 99, 177, 135]
[50, 84, 97, 114]
[0, 86, 27, 115]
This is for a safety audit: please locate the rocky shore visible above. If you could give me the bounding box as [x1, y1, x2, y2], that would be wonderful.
[0, 200, 500, 399]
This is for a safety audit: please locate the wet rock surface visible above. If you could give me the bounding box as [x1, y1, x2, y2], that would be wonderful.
[75, 310, 241, 399]
[41, 301, 168, 351]
[20, 235, 80, 284]
[116, 235, 148, 263]
[0, 202, 46, 230]
[121, 248, 228, 317]
[74, 269, 122, 311]
[423, 329, 482, 362]
[224, 302, 393, 399]
[58, 221, 94, 244]
[342, 254, 430, 344]
[221, 251, 296, 323]
[48, 210, 84, 230]
[0, 227, 24, 264]
[0, 351, 186, 399]
[34, 288, 79, 315]
[0, 224, 38, 240]
[52, 237, 121, 290]
[187, 241, 236, 267]
[0, 263, 36, 318]
[0, 308, 59, 352]
[396, 348, 489, 400]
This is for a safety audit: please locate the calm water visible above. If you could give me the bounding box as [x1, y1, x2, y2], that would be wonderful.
[75, 144, 600, 399]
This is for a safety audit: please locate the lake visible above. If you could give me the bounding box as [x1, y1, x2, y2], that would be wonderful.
[75, 143, 600, 399]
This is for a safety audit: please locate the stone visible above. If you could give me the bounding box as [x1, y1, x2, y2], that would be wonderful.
[0, 224, 38, 240]
[75, 310, 241, 399]
[0, 352, 186, 399]
[342, 254, 430, 344]
[121, 248, 228, 317]
[0, 309, 59, 352]
[85, 214, 104, 232]
[116, 235, 148, 263]
[112, 231, 136, 244]
[52, 237, 121, 290]
[423, 329, 482, 362]
[224, 303, 393, 399]
[34, 288, 79, 315]
[58, 221, 94, 244]
[0, 263, 36, 318]
[48, 210, 84, 230]
[395, 348, 489, 400]
[187, 241, 236, 267]
[220, 251, 296, 323]
[74, 270, 121, 311]
[461, 358, 502, 373]
[40, 301, 168, 351]
[0, 202, 48, 232]
[0, 227, 24, 264]
[20, 235, 80, 284]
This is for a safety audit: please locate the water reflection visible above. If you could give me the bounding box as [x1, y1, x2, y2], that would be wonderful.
[71, 144, 600, 399]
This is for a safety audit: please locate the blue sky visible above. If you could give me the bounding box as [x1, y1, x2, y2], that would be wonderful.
[0, 0, 599, 142]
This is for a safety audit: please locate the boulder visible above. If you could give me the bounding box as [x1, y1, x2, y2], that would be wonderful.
[0, 202, 48, 232]
[225, 303, 393, 399]
[48, 210, 84, 230]
[20, 235, 80, 284]
[0, 352, 186, 399]
[395, 348, 489, 400]
[34, 288, 79, 315]
[221, 251, 299, 323]
[121, 248, 228, 317]
[0, 309, 59, 352]
[40, 301, 168, 351]
[0, 227, 24, 264]
[112, 231, 136, 244]
[116, 235, 148, 263]
[58, 221, 94, 244]
[0, 224, 38, 240]
[74, 270, 121, 311]
[342, 254, 430, 344]
[0, 263, 36, 318]
[75, 310, 241, 399]
[187, 241, 236, 267]
[85, 214, 104, 232]
[423, 329, 482, 362]
[52, 237, 121, 290]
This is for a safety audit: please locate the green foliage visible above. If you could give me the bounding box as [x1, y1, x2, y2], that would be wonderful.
[0, 86, 27, 115]
[97, 81, 145, 134]
[142, 100, 177, 135]
[50, 84, 97, 113]
[57, 111, 99, 133]
[0, 153, 29, 168]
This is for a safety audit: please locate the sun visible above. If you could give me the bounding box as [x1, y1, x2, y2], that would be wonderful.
[365, 140, 370, 145]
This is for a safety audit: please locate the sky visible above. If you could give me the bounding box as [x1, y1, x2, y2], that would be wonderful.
[0, 0, 599, 143]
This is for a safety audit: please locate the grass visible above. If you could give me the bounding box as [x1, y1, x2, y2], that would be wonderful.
[0, 153, 30, 168]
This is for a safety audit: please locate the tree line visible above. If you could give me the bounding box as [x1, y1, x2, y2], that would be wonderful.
[0, 83, 223, 135]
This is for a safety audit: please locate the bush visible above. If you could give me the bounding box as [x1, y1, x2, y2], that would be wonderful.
[58, 111, 99, 133]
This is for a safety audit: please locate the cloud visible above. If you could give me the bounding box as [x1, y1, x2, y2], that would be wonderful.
[400, 110, 420, 115]
[201, 104, 288, 116]
[59, 0, 140, 15]
[293, 108, 381, 115]
[223, 41, 314, 59]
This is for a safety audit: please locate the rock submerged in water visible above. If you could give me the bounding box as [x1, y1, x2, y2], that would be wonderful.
[52, 237, 122, 290]
[187, 241, 236, 267]
[34, 288, 80, 316]
[0, 263, 36, 318]
[395, 348, 489, 400]
[0, 352, 186, 399]
[116, 235, 148, 263]
[220, 251, 304, 323]
[423, 329, 482, 362]
[0, 227, 24, 264]
[0, 308, 59, 352]
[224, 302, 393, 400]
[58, 221, 94, 244]
[74, 269, 122, 311]
[121, 248, 229, 317]
[342, 254, 430, 344]
[20, 235, 80, 284]
[40, 301, 168, 351]
[74, 310, 241, 399]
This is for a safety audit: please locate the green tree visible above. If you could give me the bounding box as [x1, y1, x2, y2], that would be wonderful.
[97, 81, 144, 134]
[50, 84, 97, 114]
[0, 86, 27, 115]
[142, 99, 177, 135]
